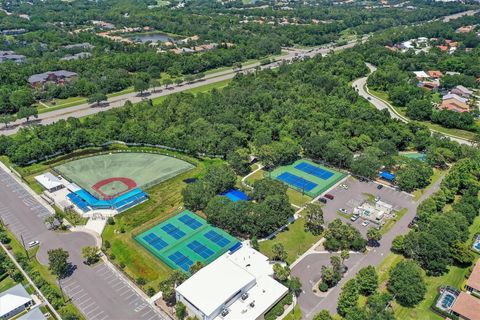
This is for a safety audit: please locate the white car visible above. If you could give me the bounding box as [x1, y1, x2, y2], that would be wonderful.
[28, 240, 39, 248]
[339, 208, 348, 214]
[361, 221, 370, 227]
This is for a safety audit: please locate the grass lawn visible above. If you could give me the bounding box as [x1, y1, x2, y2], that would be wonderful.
[0, 275, 15, 292]
[102, 156, 223, 290]
[286, 189, 312, 207]
[259, 217, 321, 265]
[412, 168, 446, 200]
[380, 208, 408, 235]
[245, 169, 266, 186]
[284, 303, 302, 320]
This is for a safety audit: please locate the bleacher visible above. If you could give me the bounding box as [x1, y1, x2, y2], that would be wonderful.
[67, 187, 148, 213]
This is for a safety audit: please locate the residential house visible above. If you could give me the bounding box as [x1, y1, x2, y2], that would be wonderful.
[440, 98, 470, 113]
[450, 292, 480, 320]
[451, 85, 473, 98]
[465, 260, 480, 296]
[442, 93, 468, 104]
[1, 28, 26, 35]
[62, 42, 95, 50]
[427, 70, 443, 79]
[27, 70, 77, 87]
[437, 45, 449, 52]
[60, 52, 92, 61]
[456, 25, 475, 33]
[0, 51, 25, 63]
[0, 284, 34, 320]
[419, 80, 439, 91]
[413, 71, 429, 80]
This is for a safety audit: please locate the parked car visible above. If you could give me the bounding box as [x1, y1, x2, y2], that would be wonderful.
[377, 184, 383, 190]
[324, 194, 334, 200]
[350, 214, 359, 222]
[28, 240, 39, 248]
[339, 208, 348, 214]
[374, 196, 381, 202]
[362, 220, 370, 227]
[319, 198, 327, 204]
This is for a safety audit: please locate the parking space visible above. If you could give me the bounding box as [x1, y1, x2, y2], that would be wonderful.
[0, 166, 165, 320]
[319, 177, 415, 236]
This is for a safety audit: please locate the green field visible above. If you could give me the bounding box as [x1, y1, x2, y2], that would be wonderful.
[135, 210, 238, 272]
[269, 159, 346, 198]
[259, 217, 322, 264]
[54, 152, 194, 198]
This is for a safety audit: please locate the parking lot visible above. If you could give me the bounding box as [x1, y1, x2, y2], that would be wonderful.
[0, 165, 165, 320]
[320, 177, 415, 236]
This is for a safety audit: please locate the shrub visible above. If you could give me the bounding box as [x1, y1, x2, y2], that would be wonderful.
[319, 282, 329, 292]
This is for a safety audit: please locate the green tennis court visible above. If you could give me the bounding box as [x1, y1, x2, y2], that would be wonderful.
[54, 152, 195, 198]
[135, 210, 239, 273]
[270, 159, 346, 197]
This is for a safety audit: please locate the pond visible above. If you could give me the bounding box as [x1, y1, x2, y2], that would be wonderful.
[131, 32, 176, 43]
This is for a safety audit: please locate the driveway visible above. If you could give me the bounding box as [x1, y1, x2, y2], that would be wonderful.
[0, 166, 166, 320]
[293, 173, 446, 319]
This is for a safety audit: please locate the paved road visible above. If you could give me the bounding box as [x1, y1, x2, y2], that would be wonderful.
[0, 37, 367, 136]
[441, 9, 478, 22]
[0, 166, 165, 320]
[293, 174, 446, 319]
[352, 64, 474, 146]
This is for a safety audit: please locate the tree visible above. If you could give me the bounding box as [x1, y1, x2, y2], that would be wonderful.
[313, 310, 333, 320]
[366, 228, 382, 247]
[387, 260, 426, 307]
[337, 279, 359, 316]
[304, 203, 324, 235]
[189, 261, 205, 274]
[9, 89, 34, 112]
[350, 154, 381, 179]
[87, 92, 107, 107]
[0, 114, 16, 128]
[340, 250, 350, 271]
[17, 106, 38, 123]
[134, 73, 151, 95]
[233, 62, 243, 71]
[273, 263, 290, 282]
[288, 277, 302, 296]
[203, 164, 236, 194]
[82, 246, 100, 265]
[356, 266, 378, 295]
[406, 99, 432, 121]
[48, 248, 70, 279]
[251, 236, 259, 251]
[174, 78, 183, 86]
[227, 148, 251, 176]
[182, 181, 214, 211]
[175, 302, 187, 320]
[251, 178, 288, 202]
[163, 78, 173, 88]
[272, 243, 287, 262]
[149, 79, 161, 92]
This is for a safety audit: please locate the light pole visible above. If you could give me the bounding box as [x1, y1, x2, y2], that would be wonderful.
[20, 234, 30, 261]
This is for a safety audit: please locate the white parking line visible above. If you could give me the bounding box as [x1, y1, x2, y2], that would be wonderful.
[96, 315, 108, 320]
[119, 289, 132, 296]
[70, 288, 84, 297]
[86, 306, 100, 316]
[111, 281, 124, 289]
[91, 311, 106, 320]
[77, 297, 93, 307]
[81, 301, 96, 310]
[74, 292, 88, 300]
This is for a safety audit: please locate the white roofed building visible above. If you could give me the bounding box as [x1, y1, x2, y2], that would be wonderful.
[0, 284, 34, 319]
[175, 245, 288, 320]
[34, 172, 64, 192]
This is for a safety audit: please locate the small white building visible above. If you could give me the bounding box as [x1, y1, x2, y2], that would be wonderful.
[354, 200, 393, 224]
[376, 200, 393, 214]
[175, 246, 288, 320]
[0, 284, 33, 320]
[34, 172, 64, 192]
[17, 307, 47, 320]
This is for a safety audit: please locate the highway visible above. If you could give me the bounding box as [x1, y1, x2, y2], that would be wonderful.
[0, 38, 366, 136]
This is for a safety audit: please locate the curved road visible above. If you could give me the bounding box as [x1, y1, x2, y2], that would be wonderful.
[352, 63, 474, 146]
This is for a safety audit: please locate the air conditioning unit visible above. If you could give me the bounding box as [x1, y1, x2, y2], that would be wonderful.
[249, 301, 255, 308]
[241, 293, 249, 300]
[221, 309, 229, 317]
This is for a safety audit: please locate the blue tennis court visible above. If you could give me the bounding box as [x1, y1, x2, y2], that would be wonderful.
[142, 233, 168, 250]
[223, 189, 249, 202]
[295, 162, 334, 180]
[179, 214, 203, 230]
[205, 230, 231, 247]
[277, 172, 317, 191]
[187, 240, 214, 259]
[161, 224, 186, 240]
[168, 251, 193, 272]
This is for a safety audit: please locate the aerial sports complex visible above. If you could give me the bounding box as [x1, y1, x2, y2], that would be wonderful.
[270, 159, 346, 197]
[135, 210, 240, 272]
[50, 152, 195, 213]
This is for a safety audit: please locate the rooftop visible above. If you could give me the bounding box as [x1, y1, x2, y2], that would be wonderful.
[17, 307, 47, 320]
[467, 260, 480, 292]
[35, 172, 63, 190]
[451, 292, 480, 320]
[0, 284, 32, 317]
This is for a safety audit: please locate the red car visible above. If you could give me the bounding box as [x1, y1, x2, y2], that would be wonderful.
[324, 193, 334, 200]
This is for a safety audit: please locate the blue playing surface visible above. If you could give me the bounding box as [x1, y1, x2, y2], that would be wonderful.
[223, 189, 249, 202]
[295, 162, 334, 180]
[179, 214, 203, 230]
[161, 223, 186, 240]
[277, 172, 317, 191]
[187, 240, 214, 259]
[142, 233, 168, 250]
[205, 230, 231, 247]
[168, 251, 193, 272]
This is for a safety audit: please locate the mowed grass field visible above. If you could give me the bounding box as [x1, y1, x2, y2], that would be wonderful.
[102, 156, 223, 289]
[259, 217, 321, 264]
